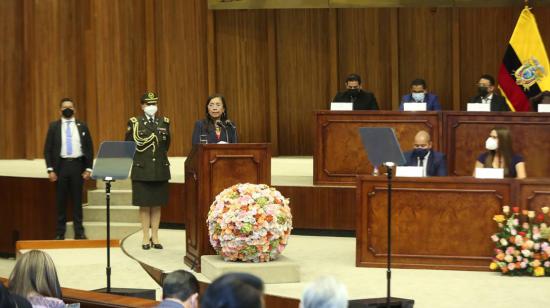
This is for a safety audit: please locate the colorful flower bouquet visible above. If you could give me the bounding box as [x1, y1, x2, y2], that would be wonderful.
[206, 183, 292, 262]
[490, 205, 550, 276]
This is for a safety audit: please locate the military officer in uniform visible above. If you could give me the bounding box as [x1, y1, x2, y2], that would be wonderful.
[125, 91, 171, 250]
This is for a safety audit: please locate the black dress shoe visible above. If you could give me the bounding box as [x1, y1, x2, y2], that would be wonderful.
[55, 235, 65, 240]
[150, 239, 163, 249]
[142, 244, 151, 250]
[74, 234, 88, 240]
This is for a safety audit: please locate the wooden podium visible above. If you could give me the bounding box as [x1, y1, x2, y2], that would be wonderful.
[183, 143, 271, 272]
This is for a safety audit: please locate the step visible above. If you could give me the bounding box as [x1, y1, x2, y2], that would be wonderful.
[87, 190, 133, 206]
[96, 179, 132, 190]
[83, 205, 140, 223]
[66, 221, 140, 240]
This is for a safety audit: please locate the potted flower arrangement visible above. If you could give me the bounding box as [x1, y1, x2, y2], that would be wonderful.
[490, 205, 550, 276]
[206, 183, 292, 262]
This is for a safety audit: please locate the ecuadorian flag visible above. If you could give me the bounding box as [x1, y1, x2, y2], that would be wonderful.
[498, 6, 550, 111]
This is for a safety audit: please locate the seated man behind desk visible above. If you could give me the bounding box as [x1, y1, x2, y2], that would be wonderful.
[332, 73, 379, 110]
[399, 78, 442, 111]
[403, 130, 448, 176]
[469, 74, 510, 111]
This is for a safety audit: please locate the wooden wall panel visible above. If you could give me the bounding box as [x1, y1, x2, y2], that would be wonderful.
[398, 8, 453, 110]
[214, 10, 271, 145]
[91, 0, 148, 146]
[0, 0, 24, 158]
[1, 2, 550, 158]
[337, 9, 393, 110]
[276, 9, 333, 155]
[155, 0, 208, 156]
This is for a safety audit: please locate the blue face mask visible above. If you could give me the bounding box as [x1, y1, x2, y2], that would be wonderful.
[411, 92, 425, 102]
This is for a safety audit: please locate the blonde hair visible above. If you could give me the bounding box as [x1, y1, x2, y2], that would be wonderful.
[8, 250, 62, 299]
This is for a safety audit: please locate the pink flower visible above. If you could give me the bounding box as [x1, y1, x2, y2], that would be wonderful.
[504, 254, 514, 263]
[520, 262, 528, 269]
[507, 263, 516, 271]
[545, 261, 550, 268]
[510, 229, 517, 236]
[491, 234, 499, 242]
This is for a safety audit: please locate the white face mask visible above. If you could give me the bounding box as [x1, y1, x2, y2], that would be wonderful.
[485, 137, 498, 151]
[411, 92, 425, 102]
[144, 105, 158, 117]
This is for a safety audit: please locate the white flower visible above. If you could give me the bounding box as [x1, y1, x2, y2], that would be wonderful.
[510, 229, 517, 236]
[504, 254, 514, 263]
[521, 249, 531, 257]
[503, 206, 510, 214]
[500, 238, 508, 246]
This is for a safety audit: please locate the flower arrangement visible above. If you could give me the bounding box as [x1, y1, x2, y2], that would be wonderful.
[490, 205, 550, 276]
[206, 183, 292, 262]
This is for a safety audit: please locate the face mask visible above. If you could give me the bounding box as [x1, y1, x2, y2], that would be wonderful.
[413, 148, 429, 159]
[478, 86, 489, 97]
[62, 108, 74, 118]
[144, 105, 158, 117]
[411, 92, 425, 102]
[485, 137, 498, 151]
[347, 89, 360, 96]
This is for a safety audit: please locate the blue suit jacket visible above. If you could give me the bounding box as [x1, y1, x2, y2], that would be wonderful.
[402, 150, 448, 176]
[191, 120, 238, 144]
[399, 93, 442, 111]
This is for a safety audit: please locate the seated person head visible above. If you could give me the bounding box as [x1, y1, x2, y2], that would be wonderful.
[300, 276, 348, 308]
[201, 273, 264, 308]
[412, 130, 432, 158]
[410, 79, 428, 102]
[8, 250, 62, 300]
[344, 74, 362, 95]
[162, 270, 199, 307]
[478, 74, 496, 98]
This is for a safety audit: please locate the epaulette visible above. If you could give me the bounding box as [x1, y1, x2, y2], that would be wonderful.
[164, 117, 170, 123]
[130, 117, 137, 123]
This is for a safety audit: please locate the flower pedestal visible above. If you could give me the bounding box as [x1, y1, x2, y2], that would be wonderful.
[200, 255, 300, 283]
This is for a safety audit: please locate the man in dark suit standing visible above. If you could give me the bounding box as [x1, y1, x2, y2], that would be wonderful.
[403, 130, 447, 177]
[469, 74, 511, 111]
[332, 73, 379, 110]
[44, 98, 94, 240]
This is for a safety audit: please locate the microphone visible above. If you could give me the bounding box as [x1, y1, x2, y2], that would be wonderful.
[215, 120, 226, 128]
[224, 120, 237, 143]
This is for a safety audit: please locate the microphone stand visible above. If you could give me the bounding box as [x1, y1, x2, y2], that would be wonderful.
[383, 162, 395, 308]
[226, 121, 237, 143]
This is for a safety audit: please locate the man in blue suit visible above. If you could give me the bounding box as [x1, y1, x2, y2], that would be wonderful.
[403, 130, 447, 176]
[399, 79, 442, 111]
[157, 270, 198, 308]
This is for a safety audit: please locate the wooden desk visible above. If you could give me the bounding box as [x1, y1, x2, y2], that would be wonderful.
[443, 112, 550, 177]
[314, 111, 441, 186]
[356, 176, 513, 271]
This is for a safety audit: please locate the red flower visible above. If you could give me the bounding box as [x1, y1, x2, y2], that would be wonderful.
[519, 231, 526, 237]
[536, 213, 545, 223]
[512, 207, 520, 214]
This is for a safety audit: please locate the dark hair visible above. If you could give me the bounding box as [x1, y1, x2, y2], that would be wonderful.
[345, 74, 361, 85]
[213, 273, 264, 292]
[59, 98, 73, 107]
[484, 127, 514, 177]
[479, 74, 496, 86]
[410, 78, 427, 89]
[205, 94, 228, 122]
[162, 270, 199, 301]
[201, 279, 263, 308]
[0, 284, 31, 308]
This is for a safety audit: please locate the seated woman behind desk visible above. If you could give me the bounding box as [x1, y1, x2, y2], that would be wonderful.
[192, 94, 238, 144]
[474, 127, 526, 179]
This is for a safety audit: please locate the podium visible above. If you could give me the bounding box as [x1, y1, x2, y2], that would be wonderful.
[184, 143, 271, 272]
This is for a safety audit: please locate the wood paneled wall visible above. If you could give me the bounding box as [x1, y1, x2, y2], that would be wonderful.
[1, 2, 549, 158]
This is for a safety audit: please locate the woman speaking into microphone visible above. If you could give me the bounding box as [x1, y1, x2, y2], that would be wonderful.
[191, 94, 238, 144]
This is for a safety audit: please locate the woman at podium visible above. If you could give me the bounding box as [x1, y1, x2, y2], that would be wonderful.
[191, 94, 238, 144]
[474, 127, 526, 178]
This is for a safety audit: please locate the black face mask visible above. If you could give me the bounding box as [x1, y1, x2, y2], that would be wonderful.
[347, 89, 360, 97]
[62, 108, 74, 118]
[478, 86, 489, 97]
[413, 148, 429, 159]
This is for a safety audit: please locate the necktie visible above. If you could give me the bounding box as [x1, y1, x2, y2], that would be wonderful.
[66, 121, 73, 156]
